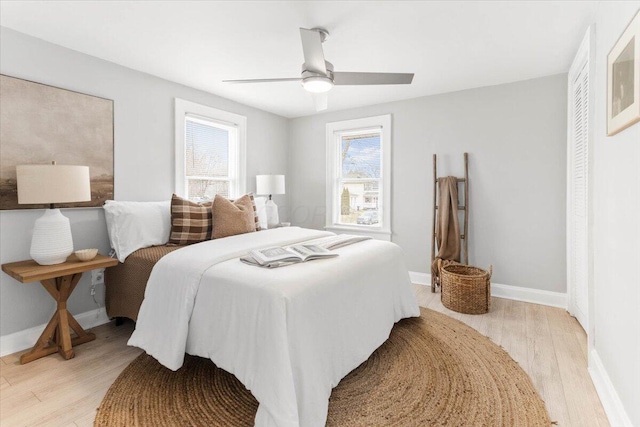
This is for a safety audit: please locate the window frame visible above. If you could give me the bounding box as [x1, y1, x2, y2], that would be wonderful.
[174, 98, 247, 200]
[325, 115, 391, 240]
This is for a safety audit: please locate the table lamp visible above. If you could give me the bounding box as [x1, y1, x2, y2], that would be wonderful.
[256, 174, 285, 228]
[16, 162, 91, 265]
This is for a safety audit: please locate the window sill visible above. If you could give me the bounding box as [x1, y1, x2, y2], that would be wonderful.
[325, 225, 392, 242]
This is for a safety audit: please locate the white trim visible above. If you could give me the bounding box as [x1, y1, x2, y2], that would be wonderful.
[408, 271, 431, 286]
[589, 350, 633, 427]
[325, 225, 391, 241]
[174, 98, 247, 199]
[326, 115, 392, 239]
[409, 272, 567, 308]
[491, 283, 567, 309]
[566, 25, 596, 354]
[0, 307, 110, 357]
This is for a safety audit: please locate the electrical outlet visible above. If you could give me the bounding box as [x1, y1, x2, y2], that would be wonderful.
[92, 268, 105, 285]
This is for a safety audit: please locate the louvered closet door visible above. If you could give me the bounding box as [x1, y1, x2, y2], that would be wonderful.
[570, 61, 589, 330]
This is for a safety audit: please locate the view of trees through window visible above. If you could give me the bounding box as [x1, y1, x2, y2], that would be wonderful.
[339, 132, 382, 226]
[185, 118, 231, 200]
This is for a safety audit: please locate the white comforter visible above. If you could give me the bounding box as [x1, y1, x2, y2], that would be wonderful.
[128, 227, 420, 427]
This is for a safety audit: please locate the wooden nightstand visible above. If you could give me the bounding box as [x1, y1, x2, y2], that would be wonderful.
[1, 254, 118, 364]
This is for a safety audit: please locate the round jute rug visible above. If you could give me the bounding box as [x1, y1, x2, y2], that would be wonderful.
[95, 307, 550, 426]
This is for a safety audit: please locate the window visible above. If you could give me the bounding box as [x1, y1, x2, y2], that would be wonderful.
[175, 99, 246, 201]
[339, 131, 381, 220]
[326, 115, 391, 240]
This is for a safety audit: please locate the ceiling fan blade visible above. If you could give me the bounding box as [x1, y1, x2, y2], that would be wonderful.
[300, 28, 327, 75]
[312, 92, 328, 111]
[333, 72, 414, 85]
[223, 78, 301, 84]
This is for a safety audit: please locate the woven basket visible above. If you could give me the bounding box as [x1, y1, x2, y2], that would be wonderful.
[440, 262, 492, 314]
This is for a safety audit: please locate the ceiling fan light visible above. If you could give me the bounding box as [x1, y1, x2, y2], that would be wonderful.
[302, 76, 334, 93]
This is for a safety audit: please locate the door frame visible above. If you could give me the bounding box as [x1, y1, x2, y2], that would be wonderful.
[566, 25, 596, 354]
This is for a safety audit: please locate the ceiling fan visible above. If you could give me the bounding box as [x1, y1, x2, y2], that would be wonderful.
[223, 28, 414, 111]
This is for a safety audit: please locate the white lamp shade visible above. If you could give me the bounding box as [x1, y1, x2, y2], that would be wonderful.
[16, 164, 90, 265]
[16, 164, 91, 204]
[256, 175, 285, 196]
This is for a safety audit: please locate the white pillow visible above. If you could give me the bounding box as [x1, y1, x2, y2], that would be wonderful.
[254, 196, 268, 230]
[103, 200, 171, 262]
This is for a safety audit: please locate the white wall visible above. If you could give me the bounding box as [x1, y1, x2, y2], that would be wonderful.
[288, 74, 568, 293]
[2, 9, 638, 424]
[0, 27, 289, 336]
[591, 2, 640, 425]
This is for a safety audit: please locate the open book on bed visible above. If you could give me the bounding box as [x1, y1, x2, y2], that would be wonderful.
[241, 234, 372, 268]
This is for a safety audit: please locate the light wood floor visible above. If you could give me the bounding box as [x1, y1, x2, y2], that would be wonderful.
[0, 285, 609, 427]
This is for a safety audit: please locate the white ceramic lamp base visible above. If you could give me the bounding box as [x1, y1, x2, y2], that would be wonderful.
[30, 209, 74, 265]
[265, 199, 280, 229]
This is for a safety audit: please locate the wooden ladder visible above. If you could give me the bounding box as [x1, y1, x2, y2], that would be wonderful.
[430, 152, 469, 292]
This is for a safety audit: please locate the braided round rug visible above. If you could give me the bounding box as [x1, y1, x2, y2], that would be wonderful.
[95, 307, 550, 426]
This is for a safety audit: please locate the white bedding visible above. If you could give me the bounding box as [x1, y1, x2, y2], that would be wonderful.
[128, 227, 420, 427]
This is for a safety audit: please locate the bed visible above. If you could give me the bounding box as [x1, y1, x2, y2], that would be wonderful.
[104, 245, 181, 321]
[128, 226, 420, 427]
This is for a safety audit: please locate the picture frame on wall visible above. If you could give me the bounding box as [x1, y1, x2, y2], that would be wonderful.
[0, 75, 114, 210]
[607, 9, 640, 136]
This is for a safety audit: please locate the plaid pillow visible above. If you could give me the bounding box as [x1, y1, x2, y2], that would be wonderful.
[169, 194, 213, 245]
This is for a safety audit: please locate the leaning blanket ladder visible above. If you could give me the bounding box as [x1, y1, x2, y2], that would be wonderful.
[430, 152, 469, 292]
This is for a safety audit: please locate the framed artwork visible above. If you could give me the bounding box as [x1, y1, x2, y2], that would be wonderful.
[607, 9, 640, 136]
[0, 75, 114, 210]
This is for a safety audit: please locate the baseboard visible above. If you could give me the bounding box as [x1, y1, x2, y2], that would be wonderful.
[0, 307, 111, 357]
[409, 271, 431, 286]
[409, 271, 567, 309]
[588, 350, 634, 427]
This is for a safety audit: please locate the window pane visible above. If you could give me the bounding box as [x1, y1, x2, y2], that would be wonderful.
[339, 180, 380, 226]
[187, 179, 229, 201]
[341, 133, 381, 179]
[186, 119, 229, 177]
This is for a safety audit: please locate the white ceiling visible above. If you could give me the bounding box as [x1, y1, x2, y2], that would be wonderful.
[0, 1, 598, 118]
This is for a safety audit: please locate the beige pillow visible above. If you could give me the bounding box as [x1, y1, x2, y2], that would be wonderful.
[212, 194, 257, 239]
